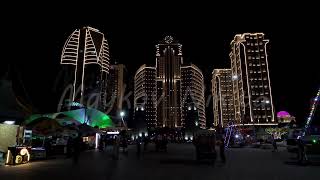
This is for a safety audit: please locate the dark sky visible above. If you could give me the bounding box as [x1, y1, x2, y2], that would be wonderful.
[2, 4, 319, 124]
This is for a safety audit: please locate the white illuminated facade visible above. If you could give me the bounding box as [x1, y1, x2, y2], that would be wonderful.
[134, 64, 157, 128]
[181, 64, 206, 129]
[60, 26, 110, 109]
[230, 33, 275, 125]
[212, 69, 235, 127]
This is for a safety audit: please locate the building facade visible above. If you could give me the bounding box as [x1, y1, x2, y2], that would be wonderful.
[134, 36, 206, 130]
[212, 69, 235, 127]
[106, 64, 125, 115]
[229, 33, 275, 125]
[181, 64, 206, 129]
[156, 36, 183, 128]
[134, 65, 157, 129]
[60, 26, 110, 110]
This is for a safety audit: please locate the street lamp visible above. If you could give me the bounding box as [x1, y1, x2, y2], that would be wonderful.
[120, 111, 127, 129]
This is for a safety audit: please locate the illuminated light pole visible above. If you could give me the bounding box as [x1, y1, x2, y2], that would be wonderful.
[120, 111, 127, 129]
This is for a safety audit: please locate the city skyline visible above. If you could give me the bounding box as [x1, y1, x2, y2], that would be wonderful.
[1, 6, 320, 179]
[5, 17, 319, 124]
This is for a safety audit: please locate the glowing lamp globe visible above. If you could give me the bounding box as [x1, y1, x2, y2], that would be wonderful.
[277, 111, 290, 118]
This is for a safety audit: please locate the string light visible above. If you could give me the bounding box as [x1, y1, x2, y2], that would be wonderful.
[305, 88, 320, 130]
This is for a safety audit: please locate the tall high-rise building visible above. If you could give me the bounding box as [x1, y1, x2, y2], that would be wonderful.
[106, 64, 125, 115]
[230, 33, 275, 125]
[212, 69, 235, 127]
[134, 65, 157, 129]
[60, 26, 110, 109]
[134, 36, 206, 130]
[181, 64, 206, 129]
[156, 36, 183, 128]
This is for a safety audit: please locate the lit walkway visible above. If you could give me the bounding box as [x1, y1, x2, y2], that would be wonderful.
[0, 144, 319, 180]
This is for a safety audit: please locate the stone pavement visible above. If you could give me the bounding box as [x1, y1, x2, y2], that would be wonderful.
[0, 144, 319, 180]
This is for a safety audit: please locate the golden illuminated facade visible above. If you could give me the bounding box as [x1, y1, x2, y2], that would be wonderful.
[230, 33, 275, 125]
[134, 36, 206, 129]
[212, 69, 235, 127]
[181, 64, 206, 129]
[156, 36, 183, 128]
[134, 65, 157, 128]
[60, 26, 110, 109]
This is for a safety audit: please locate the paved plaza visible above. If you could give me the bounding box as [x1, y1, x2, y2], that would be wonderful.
[0, 144, 319, 180]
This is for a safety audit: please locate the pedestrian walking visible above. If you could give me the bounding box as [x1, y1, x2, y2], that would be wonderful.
[113, 136, 120, 160]
[73, 134, 82, 164]
[66, 137, 73, 158]
[136, 137, 141, 157]
[272, 134, 278, 152]
[143, 136, 149, 151]
[216, 124, 226, 163]
[98, 138, 104, 152]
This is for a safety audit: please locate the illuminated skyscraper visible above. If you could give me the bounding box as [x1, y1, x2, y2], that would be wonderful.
[134, 65, 157, 129]
[181, 64, 206, 129]
[212, 69, 235, 127]
[134, 36, 206, 129]
[60, 26, 110, 109]
[230, 33, 275, 125]
[106, 63, 125, 115]
[156, 36, 183, 128]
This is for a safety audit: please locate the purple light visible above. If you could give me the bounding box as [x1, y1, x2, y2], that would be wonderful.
[277, 111, 290, 118]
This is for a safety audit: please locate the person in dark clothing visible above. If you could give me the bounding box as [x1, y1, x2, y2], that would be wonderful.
[44, 139, 52, 158]
[136, 137, 141, 157]
[272, 134, 278, 152]
[216, 124, 226, 163]
[121, 136, 128, 153]
[73, 134, 82, 164]
[66, 137, 73, 158]
[143, 136, 149, 151]
[98, 138, 104, 152]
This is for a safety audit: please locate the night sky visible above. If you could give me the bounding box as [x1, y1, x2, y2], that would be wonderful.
[2, 5, 319, 124]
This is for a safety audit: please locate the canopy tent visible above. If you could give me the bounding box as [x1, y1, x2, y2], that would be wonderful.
[25, 108, 114, 129]
[26, 117, 63, 136]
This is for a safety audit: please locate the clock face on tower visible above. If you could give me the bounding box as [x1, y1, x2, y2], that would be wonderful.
[164, 36, 173, 44]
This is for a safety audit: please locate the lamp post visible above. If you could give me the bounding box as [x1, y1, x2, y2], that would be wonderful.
[120, 111, 127, 129]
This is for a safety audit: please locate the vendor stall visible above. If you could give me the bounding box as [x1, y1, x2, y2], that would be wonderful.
[6, 146, 31, 165]
[0, 124, 32, 165]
